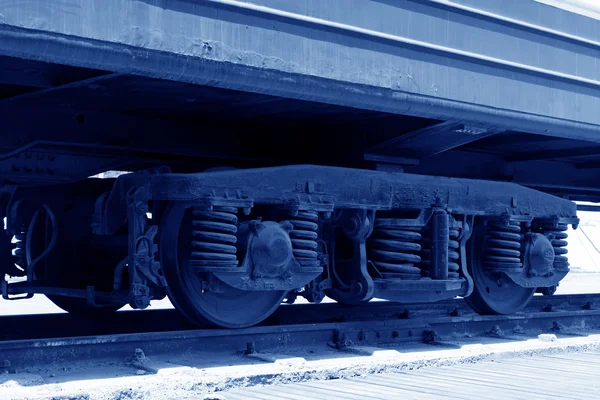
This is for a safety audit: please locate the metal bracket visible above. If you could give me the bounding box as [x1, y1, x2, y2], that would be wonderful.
[502, 269, 568, 288]
[126, 186, 166, 309]
[457, 215, 474, 297]
[327, 209, 376, 305]
[1, 279, 32, 300]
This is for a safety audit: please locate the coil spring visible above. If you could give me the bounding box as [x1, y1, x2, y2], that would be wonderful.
[448, 227, 460, 279]
[484, 221, 522, 269]
[284, 210, 319, 266]
[190, 206, 238, 267]
[13, 233, 26, 269]
[369, 225, 422, 279]
[541, 223, 569, 270]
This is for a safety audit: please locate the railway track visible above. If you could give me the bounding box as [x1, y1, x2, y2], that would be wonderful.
[3, 294, 600, 370]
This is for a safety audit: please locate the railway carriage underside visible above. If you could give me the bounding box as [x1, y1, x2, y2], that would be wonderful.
[0, 166, 579, 327]
[0, 0, 598, 327]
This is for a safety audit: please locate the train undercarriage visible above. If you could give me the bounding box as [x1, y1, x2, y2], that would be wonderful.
[0, 0, 598, 329]
[0, 165, 578, 328]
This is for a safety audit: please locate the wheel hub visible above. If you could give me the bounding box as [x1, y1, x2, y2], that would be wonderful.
[524, 232, 555, 277]
[159, 203, 289, 328]
[465, 219, 535, 315]
[246, 221, 294, 278]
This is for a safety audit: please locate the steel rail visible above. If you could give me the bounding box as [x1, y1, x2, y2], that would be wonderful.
[0, 294, 596, 341]
[2, 294, 600, 369]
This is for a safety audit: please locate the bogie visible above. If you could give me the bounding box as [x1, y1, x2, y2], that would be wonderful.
[0, 166, 579, 328]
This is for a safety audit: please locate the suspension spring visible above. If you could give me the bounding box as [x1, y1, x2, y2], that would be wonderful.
[484, 220, 522, 269]
[189, 206, 238, 267]
[283, 210, 319, 267]
[539, 223, 569, 270]
[13, 233, 26, 269]
[369, 222, 422, 279]
[448, 226, 460, 279]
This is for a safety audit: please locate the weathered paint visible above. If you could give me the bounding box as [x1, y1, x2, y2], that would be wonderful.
[0, 0, 599, 141]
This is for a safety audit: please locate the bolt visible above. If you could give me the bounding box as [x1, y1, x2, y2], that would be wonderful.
[333, 329, 342, 342]
[391, 331, 399, 338]
[137, 202, 148, 213]
[551, 321, 567, 333]
[358, 330, 366, 341]
[423, 330, 437, 343]
[541, 304, 553, 312]
[352, 281, 363, 294]
[349, 217, 359, 231]
[244, 342, 255, 355]
[487, 325, 503, 338]
[134, 296, 149, 309]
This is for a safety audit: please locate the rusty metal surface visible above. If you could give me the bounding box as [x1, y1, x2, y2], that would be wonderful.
[2, 293, 600, 370]
[0, 293, 596, 341]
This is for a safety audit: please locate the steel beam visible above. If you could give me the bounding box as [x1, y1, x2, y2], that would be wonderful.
[576, 204, 600, 212]
[366, 121, 501, 159]
[508, 146, 600, 162]
[1, 73, 120, 105]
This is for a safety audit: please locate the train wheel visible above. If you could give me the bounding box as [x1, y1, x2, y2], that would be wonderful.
[159, 203, 287, 328]
[465, 221, 535, 315]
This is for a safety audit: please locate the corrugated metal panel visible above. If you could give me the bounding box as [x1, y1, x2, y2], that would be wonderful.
[222, 350, 600, 399]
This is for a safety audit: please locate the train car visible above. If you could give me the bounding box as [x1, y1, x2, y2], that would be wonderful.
[0, 0, 598, 328]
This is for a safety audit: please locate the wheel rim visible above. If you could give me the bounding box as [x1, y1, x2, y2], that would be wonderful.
[465, 221, 535, 315]
[159, 203, 287, 328]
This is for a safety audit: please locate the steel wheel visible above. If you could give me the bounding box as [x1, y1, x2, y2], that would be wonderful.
[159, 202, 287, 328]
[465, 220, 535, 315]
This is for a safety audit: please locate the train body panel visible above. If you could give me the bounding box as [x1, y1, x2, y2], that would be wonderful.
[1, 0, 600, 139]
